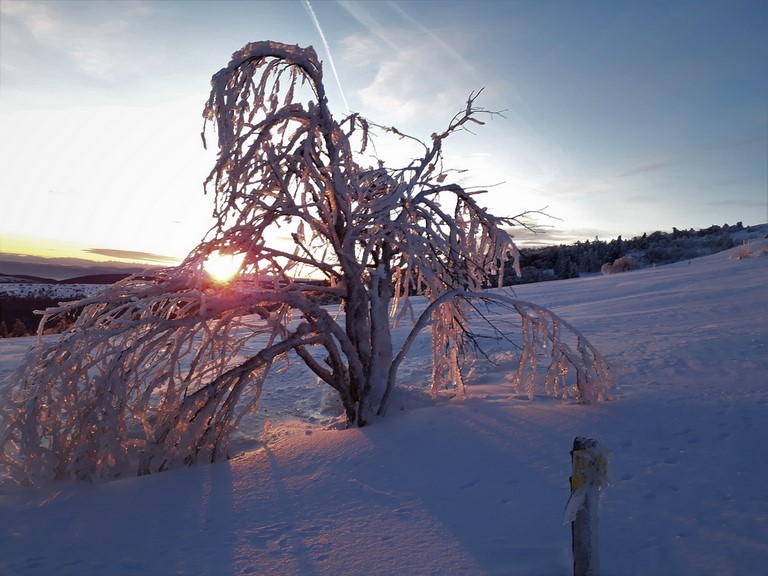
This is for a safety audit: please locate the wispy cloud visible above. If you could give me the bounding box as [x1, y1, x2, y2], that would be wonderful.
[615, 157, 686, 178]
[705, 197, 767, 209]
[337, 2, 475, 126]
[84, 248, 179, 264]
[0, 0, 58, 38]
[339, 0, 474, 74]
[615, 134, 765, 179]
[704, 134, 766, 152]
[342, 35, 469, 125]
[386, 1, 475, 75]
[303, 0, 350, 113]
[337, 1, 404, 59]
[511, 225, 620, 247]
[1, 0, 156, 82]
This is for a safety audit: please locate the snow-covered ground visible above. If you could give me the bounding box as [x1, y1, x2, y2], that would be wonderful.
[1, 241, 766, 576]
[0, 283, 102, 299]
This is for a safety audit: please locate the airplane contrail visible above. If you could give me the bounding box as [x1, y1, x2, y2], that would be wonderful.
[302, 0, 351, 114]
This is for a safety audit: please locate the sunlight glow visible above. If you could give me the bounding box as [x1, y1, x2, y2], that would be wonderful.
[203, 251, 246, 283]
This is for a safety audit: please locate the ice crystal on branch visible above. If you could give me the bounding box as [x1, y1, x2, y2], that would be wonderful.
[0, 41, 613, 485]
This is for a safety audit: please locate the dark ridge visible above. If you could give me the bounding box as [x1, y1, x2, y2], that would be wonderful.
[0, 273, 59, 284]
[0, 260, 150, 281]
[58, 273, 133, 285]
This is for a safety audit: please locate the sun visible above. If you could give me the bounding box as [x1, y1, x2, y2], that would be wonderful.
[203, 251, 246, 283]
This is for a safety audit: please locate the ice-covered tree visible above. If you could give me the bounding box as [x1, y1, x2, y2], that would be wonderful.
[0, 42, 613, 485]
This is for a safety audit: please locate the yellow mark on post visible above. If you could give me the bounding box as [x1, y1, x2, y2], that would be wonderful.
[572, 448, 607, 490]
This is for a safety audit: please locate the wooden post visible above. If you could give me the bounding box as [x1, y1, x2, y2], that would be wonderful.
[566, 437, 606, 576]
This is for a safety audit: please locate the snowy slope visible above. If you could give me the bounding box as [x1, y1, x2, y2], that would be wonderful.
[0, 241, 766, 576]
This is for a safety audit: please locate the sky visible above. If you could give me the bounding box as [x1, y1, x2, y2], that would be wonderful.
[1, 0, 766, 266]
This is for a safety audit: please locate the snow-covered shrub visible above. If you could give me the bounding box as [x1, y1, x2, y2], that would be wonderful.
[0, 41, 614, 485]
[9, 319, 28, 338]
[729, 240, 768, 260]
[601, 255, 639, 275]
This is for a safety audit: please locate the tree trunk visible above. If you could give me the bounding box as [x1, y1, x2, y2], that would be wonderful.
[366, 262, 394, 417]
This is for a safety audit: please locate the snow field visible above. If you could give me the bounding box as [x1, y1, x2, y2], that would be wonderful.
[0, 240, 766, 575]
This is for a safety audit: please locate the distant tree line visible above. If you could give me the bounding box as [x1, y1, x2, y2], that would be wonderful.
[0, 294, 86, 337]
[500, 222, 750, 285]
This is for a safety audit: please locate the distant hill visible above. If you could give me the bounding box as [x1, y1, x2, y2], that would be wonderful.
[58, 273, 134, 285]
[0, 273, 58, 284]
[503, 222, 768, 285]
[0, 260, 153, 282]
[0, 272, 133, 285]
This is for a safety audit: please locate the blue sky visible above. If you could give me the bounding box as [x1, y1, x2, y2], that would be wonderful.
[1, 0, 766, 264]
